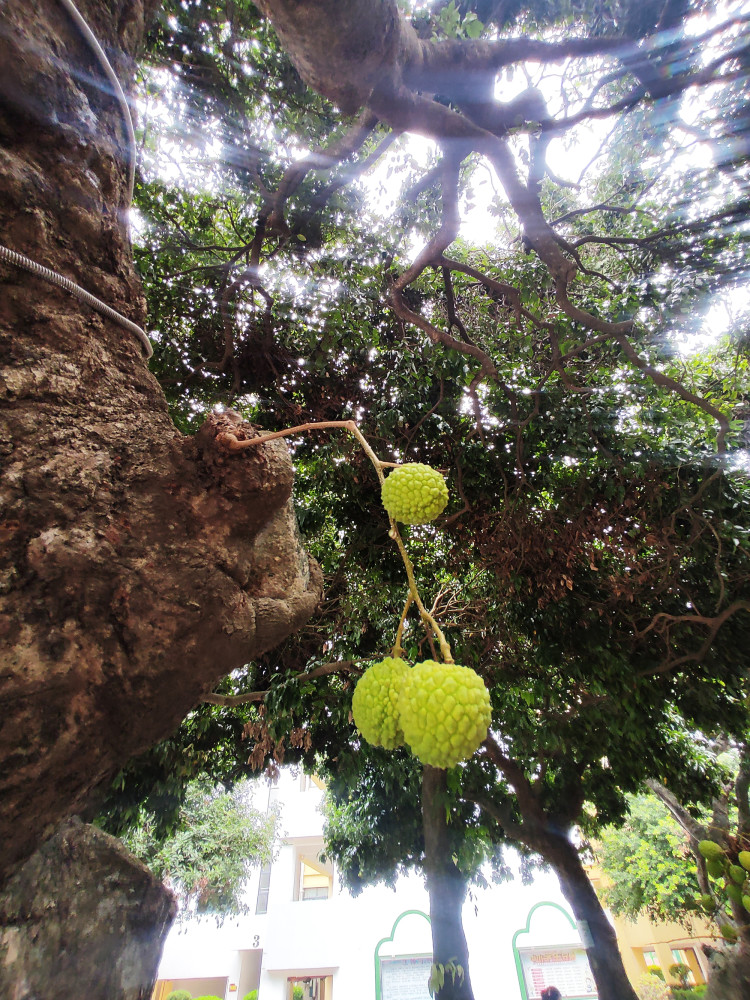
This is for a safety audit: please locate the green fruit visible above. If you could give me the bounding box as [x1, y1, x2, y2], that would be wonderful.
[700, 894, 715, 911]
[398, 660, 492, 769]
[381, 464, 448, 525]
[352, 657, 411, 750]
[729, 864, 746, 885]
[739, 850, 750, 871]
[698, 840, 725, 862]
[726, 883, 743, 905]
[708, 857, 727, 879]
[720, 923, 738, 942]
[743, 895, 750, 913]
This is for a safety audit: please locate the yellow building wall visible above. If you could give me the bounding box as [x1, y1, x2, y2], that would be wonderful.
[588, 865, 713, 987]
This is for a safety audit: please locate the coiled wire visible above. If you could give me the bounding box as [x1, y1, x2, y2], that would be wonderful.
[0, 0, 152, 359]
[0, 244, 153, 359]
[56, 0, 137, 203]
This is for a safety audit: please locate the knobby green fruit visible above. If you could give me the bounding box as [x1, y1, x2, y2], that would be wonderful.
[726, 883, 743, 905]
[398, 660, 491, 769]
[707, 858, 727, 879]
[381, 464, 448, 524]
[698, 840, 725, 862]
[729, 864, 747, 886]
[352, 657, 411, 749]
[743, 895, 750, 913]
[700, 893, 714, 911]
[738, 850, 750, 871]
[720, 923, 738, 942]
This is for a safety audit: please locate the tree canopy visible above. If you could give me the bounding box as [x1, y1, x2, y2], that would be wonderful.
[120, 777, 278, 916]
[596, 792, 703, 928]
[93, 0, 750, 997]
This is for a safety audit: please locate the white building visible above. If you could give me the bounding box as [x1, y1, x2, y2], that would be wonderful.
[152, 770, 596, 1000]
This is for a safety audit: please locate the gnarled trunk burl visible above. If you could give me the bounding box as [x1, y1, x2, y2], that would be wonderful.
[0, 0, 321, 885]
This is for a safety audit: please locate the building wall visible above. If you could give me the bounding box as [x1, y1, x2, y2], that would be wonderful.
[608, 910, 711, 986]
[153, 770, 594, 1000]
[587, 865, 712, 988]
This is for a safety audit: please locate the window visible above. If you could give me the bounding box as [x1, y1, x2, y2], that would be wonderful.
[292, 843, 334, 901]
[255, 863, 271, 914]
[642, 950, 659, 969]
[670, 949, 696, 984]
[288, 975, 331, 1000]
[300, 859, 332, 900]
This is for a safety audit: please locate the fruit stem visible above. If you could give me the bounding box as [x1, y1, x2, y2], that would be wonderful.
[392, 591, 414, 659]
[229, 419, 388, 484]
[389, 517, 454, 664]
[236, 417, 454, 662]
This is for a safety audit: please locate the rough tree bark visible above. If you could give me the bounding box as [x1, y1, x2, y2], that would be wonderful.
[0, 0, 321, 885]
[0, 818, 176, 1000]
[422, 766, 475, 1000]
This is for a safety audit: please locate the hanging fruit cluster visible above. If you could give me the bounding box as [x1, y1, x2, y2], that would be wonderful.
[235, 423, 491, 773]
[352, 657, 491, 769]
[353, 462, 491, 770]
[696, 839, 750, 941]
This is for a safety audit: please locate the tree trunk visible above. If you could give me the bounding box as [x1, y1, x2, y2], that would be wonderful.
[0, 0, 321, 885]
[0, 818, 176, 1000]
[543, 833, 638, 1000]
[422, 766, 475, 1000]
[704, 941, 750, 1000]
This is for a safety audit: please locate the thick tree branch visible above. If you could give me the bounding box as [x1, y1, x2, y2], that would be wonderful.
[406, 34, 631, 94]
[468, 792, 526, 843]
[368, 83, 577, 281]
[646, 779, 708, 844]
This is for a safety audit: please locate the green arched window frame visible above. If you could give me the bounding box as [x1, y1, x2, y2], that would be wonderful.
[374, 909, 432, 1000]
[512, 901, 593, 1000]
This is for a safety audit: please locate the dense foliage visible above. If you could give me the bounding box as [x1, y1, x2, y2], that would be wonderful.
[597, 794, 701, 928]
[97, 0, 750, 992]
[118, 778, 277, 915]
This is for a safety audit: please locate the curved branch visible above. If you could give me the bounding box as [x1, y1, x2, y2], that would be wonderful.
[636, 601, 750, 678]
[368, 84, 576, 281]
[555, 278, 633, 335]
[440, 256, 547, 330]
[386, 151, 499, 379]
[203, 660, 360, 707]
[614, 331, 730, 451]
[301, 128, 399, 222]
[388, 286, 497, 379]
[552, 202, 657, 226]
[394, 149, 464, 290]
[270, 110, 380, 221]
